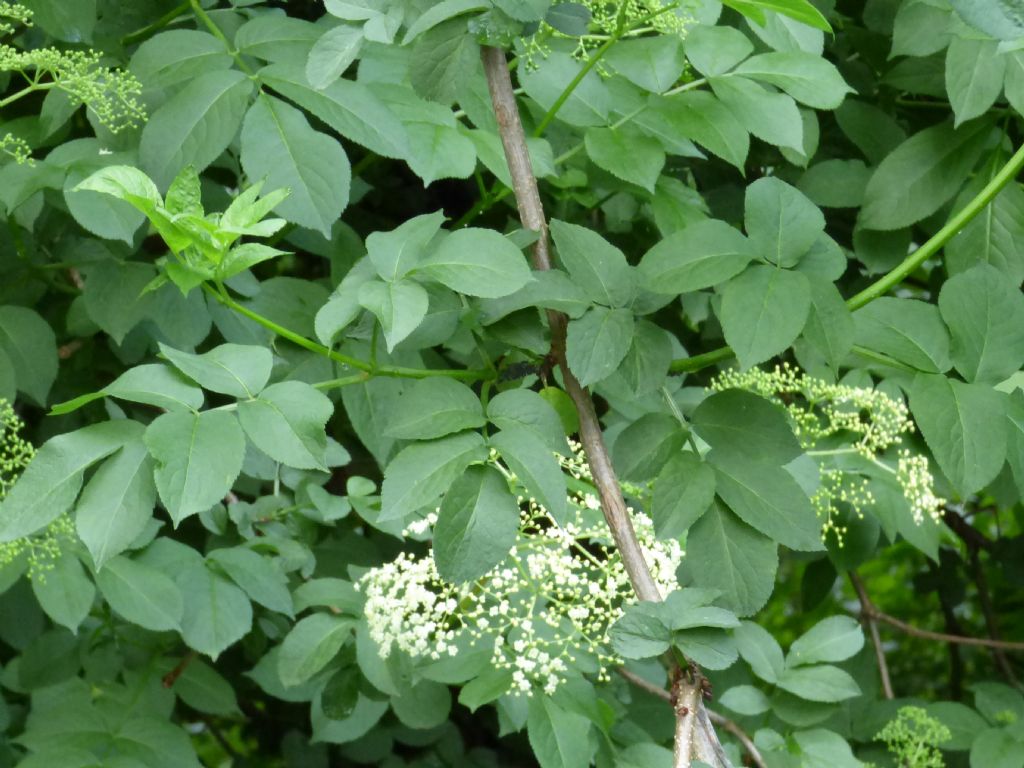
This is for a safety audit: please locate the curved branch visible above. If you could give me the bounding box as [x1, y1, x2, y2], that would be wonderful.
[849, 573, 894, 699]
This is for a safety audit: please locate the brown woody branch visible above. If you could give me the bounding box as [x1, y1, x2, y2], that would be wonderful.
[851, 572, 1024, 651]
[618, 669, 766, 768]
[480, 46, 728, 768]
[848, 573, 894, 699]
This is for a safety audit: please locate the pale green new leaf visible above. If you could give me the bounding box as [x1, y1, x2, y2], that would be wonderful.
[722, 0, 831, 31]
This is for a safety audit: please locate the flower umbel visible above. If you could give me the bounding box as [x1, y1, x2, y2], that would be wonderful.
[361, 448, 682, 697]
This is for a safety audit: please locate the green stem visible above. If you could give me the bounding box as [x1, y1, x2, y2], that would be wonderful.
[534, 36, 619, 137]
[850, 344, 916, 373]
[203, 283, 493, 383]
[0, 82, 54, 109]
[668, 140, 1024, 376]
[846, 140, 1024, 310]
[189, 0, 255, 76]
[313, 373, 370, 391]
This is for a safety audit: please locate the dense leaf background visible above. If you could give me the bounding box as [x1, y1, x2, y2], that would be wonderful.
[0, 0, 1022, 766]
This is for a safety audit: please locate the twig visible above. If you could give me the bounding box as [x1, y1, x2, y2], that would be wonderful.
[618, 669, 766, 768]
[942, 506, 994, 552]
[162, 651, 196, 687]
[848, 573, 894, 699]
[480, 45, 730, 768]
[852, 572, 1024, 651]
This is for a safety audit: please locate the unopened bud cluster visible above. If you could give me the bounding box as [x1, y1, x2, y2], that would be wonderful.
[0, 400, 74, 580]
[361, 450, 682, 697]
[710, 365, 945, 542]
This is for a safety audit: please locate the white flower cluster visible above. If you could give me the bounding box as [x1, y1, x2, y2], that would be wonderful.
[361, 476, 682, 697]
[710, 365, 945, 541]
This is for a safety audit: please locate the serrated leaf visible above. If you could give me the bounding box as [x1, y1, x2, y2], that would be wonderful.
[787, 616, 864, 667]
[719, 265, 811, 369]
[415, 228, 532, 298]
[159, 343, 272, 398]
[735, 620, 786, 683]
[647, 91, 749, 170]
[386, 378, 485, 440]
[652, 451, 716, 539]
[853, 297, 951, 373]
[565, 307, 635, 387]
[358, 278, 430, 351]
[734, 51, 850, 109]
[306, 24, 363, 88]
[776, 665, 861, 702]
[744, 177, 824, 267]
[278, 613, 355, 687]
[380, 432, 488, 521]
[550, 219, 634, 307]
[639, 219, 755, 294]
[145, 410, 246, 525]
[490, 426, 567, 525]
[0, 305, 58, 405]
[178, 562, 252, 660]
[96, 555, 183, 631]
[584, 126, 664, 193]
[433, 465, 519, 583]
[693, 389, 802, 465]
[486, 389, 569, 454]
[32, 552, 95, 632]
[238, 381, 333, 470]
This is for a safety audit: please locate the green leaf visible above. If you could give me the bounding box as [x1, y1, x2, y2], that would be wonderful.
[970, 728, 1024, 768]
[909, 373, 1008, 495]
[639, 219, 755, 294]
[612, 413, 688, 483]
[684, 25, 754, 77]
[734, 52, 851, 109]
[945, 37, 1005, 126]
[392, 679, 452, 729]
[235, 16, 320, 61]
[367, 211, 445, 282]
[620, 320, 673, 395]
[75, 440, 155, 570]
[693, 389, 802, 465]
[711, 75, 804, 152]
[721, 0, 832, 31]
[674, 628, 738, 670]
[159, 343, 272, 399]
[459, 667, 514, 712]
[527, 694, 592, 768]
[584, 126, 665, 193]
[610, 601, 672, 659]
[130, 30, 234, 89]
[605, 35, 685, 93]
[545, 2, 590, 35]
[719, 265, 811, 369]
[853, 297, 952, 373]
[139, 69, 254, 189]
[720, 685, 771, 716]
[859, 119, 993, 231]
[744, 177, 824, 267]
[973, 681, 1024, 724]
[238, 381, 334, 470]
[710, 451, 823, 552]
[386, 378, 485, 440]
[490, 426, 567, 525]
[550, 219, 634, 307]
[678, 503, 778, 617]
[566, 307, 635, 388]
[0, 305, 58, 405]
[23, 0, 96, 42]
[406, 123, 477, 185]
[787, 616, 864, 667]
[486, 389, 569, 454]
[735, 620, 785, 683]
[802, 278, 854, 370]
[646, 91, 749, 170]
[240, 95, 350, 237]
[946, 178, 1024, 285]
[938, 264, 1024, 384]
[776, 664, 861, 702]
[260, 63, 409, 159]
[409, 18, 479, 105]
[520, 51, 610, 127]
[306, 24, 363, 87]
[0, 420, 143, 542]
[278, 613, 355, 687]
[797, 159, 871, 208]
[652, 451, 716, 538]
[433, 465, 519, 583]
[415, 228, 532, 298]
[403, 0, 488, 43]
[380, 431, 488, 521]
[96, 555, 183, 631]
[208, 547, 293, 616]
[145, 410, 246, 525]
[358, 278, 430, 351]
[172, 658, 241, 716]
[177, 562, 252, 659]
[31, 552, 95, 632]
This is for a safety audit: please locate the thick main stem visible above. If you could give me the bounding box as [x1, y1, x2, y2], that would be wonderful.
[480, 45, 730, 768]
